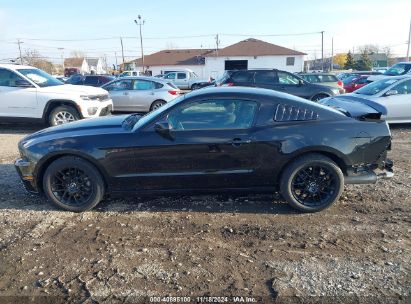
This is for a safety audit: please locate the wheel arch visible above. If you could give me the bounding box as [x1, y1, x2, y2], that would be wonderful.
[277, 147, 349, 185]
[35, 151, 110, 194]
[150, 99, 167, 110]
[42, 99, 83, 122]
[309, 92, 331, 101]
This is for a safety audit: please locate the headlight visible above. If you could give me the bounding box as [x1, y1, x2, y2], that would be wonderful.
[80, 95, 91, 100]
[331, 88, 340, 95]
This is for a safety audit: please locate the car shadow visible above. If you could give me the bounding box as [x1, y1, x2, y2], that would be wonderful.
[0, 122, 46, 134]
[0, 163, 296, 215]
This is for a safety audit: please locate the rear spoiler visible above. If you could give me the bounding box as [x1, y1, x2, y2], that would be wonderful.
[318, 95, 387, 120]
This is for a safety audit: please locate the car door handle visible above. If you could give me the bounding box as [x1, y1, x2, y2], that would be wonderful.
[228, 138, 252, 147]
[123, 92, 129, 96]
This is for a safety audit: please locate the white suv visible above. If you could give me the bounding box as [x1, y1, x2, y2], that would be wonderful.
[0, 64, 113, 125]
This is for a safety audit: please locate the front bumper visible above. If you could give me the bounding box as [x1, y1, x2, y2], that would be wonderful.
[344, 159, 394, 184]
[80, 99, 113, 118]
[14, 158, 39, 193]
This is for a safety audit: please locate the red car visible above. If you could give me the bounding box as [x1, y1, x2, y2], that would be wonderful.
[343, 75, 371, 93]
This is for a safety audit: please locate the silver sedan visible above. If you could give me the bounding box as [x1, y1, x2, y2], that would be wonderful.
[101, 76, 180, 112]
[347, 76, 411, 123]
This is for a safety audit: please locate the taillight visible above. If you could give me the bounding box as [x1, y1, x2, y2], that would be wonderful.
[168, 90, 179, 95]
[337, 80, 343, 87]
[222, 83, 234, 87]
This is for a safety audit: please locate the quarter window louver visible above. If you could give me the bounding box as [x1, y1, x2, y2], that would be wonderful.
[274, 104, 318, 122]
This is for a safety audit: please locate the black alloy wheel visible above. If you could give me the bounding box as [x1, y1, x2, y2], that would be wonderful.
[43, 156, 105, 212]
[291, 165, 337, 207]
[280, 153, 344, 212]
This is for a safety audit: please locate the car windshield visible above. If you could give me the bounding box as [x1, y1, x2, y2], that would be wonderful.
[17, 68, 63, 87]
[127, 94, 187, 131]
[354, 78, 400, 96]
[384, 64, 411, 76]
[343, 75, 359, 85]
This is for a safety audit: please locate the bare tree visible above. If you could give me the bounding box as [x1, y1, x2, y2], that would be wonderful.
[358, 44, 380, 54]
[23, 49, 54, 74]
[70, 50, 86, 58]
[165, 41, 178, 49]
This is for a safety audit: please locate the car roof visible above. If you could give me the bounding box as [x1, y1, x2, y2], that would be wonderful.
[299, 73, 336, 76]
[119, 76, 171, 83]
[0, 63, 38, 70]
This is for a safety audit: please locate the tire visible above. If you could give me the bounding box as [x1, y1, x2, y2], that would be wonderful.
[191, 84, 201, 90]
[48, 105, 80, 126]
[310, 94, 329, 102]
[150, 100, 166, 111]
[280, 153, 344, 213]
[43, 156, 105, 212]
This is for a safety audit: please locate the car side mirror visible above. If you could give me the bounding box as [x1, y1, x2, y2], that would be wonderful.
[385, 90, 398, 97]
[298, 79, 304, 86]
[154, 122, 173, 140]
[15, 79, 32, 88]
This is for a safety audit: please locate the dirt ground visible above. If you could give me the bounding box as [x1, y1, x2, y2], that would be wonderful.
[0, 123, 410, 303]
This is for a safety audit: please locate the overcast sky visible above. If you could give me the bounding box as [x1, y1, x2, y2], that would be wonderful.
[0, 0, 410, 65]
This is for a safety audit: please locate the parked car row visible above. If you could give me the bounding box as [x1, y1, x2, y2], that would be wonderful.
[215, 69, 343, 101]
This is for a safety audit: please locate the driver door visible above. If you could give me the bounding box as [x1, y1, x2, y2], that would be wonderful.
[130, 98, 260, 191]
[0, 68, 38, 118]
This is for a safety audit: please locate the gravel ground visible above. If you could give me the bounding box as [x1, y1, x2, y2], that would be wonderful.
[0, 123, 410, 303]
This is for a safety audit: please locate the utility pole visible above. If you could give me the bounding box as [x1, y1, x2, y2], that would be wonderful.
[321, 31, 324, 71]
[331, 37, 334, 71]
[406, 17, 411, 61]
[215, 34, 220, 57]
[114, 52, 118, 69]
[16, 39, 23, 64]
[134, 15, 145, 73]
[120, 37, 125, 65]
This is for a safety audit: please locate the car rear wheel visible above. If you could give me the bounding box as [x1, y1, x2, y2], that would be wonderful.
[43, 156, 105, 212]
[48, 105, 80, 126]
[311, 94, 329, 102]
[150, 100, 166, 111]
[191, 84, 201, 90]
[280, 154, 344, 212]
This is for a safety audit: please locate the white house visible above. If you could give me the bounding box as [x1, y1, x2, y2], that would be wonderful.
[205, 38, 306, 79]
[125, 38, 306, 79]
[64, 57, 106, 74]
[85, 58, 106, 74]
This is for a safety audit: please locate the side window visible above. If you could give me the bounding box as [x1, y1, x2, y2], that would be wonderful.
[154, 82, 164, 89]
[0, 68, 26, 87]
[230, 71, 254, 83]
[392, 80, 411, 95]
[177, 73, 187, 79]
[278, 71, 300, 85]
[164, 73, 176, 80]
[167, 99, 258, 130]
[286, 57, 295, 66]
[105, 80, 132, 91]
[133, 80, 154, 90]
[254, 71, 276, 84]
[356, 77, 369, 85]
[84, 76, 98, 85]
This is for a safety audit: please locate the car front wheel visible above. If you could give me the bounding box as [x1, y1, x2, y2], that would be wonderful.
[48, 105, 80, 126]
[280, 153, 344, 212]
[43, 156, 105, 212]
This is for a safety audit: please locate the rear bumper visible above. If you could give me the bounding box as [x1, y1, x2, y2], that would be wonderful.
[14, 158, 39, 193]
[344, 159, 393, 184]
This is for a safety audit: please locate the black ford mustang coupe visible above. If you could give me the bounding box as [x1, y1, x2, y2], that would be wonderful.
[15, 87, 393, 212]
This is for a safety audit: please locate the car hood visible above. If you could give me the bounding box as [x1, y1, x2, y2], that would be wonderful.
[21, 115, 130, 146]
[37, 84, 108, 95]
[318, 95, 387, 119]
